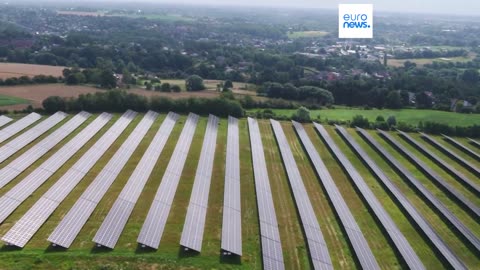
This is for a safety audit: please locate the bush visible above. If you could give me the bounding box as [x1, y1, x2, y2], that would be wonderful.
[186, 75, 205, 91]
[350, 115, 370, 128]
[292, 106, 311, 123]
[171, 85, 181, 92]
[387, 116, 397, 127]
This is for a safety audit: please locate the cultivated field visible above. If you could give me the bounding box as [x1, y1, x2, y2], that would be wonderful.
[0, 84, 101, 110]
[0, 63, 65, 79]
[288, 31, 330, 39]
[0, 112, 478, 269]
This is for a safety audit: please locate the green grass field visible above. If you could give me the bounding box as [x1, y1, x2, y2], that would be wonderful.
[0, 94, 29, 106]
[264, 108, 480, 127]
[0, 113, 479, 269]
[287, 31, 329, 39]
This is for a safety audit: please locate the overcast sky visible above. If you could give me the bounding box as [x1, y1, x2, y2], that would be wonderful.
[148, 0, 479, 15]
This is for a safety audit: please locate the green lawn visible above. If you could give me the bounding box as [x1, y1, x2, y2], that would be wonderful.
[0, 113, 479, 269]
[287, 31, 329, 39]
[264, 108, 480, 127]
[0, 94, 29, 106]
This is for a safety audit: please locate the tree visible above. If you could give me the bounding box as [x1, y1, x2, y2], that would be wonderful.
[387, 116, 397, 127]
[461, 69, 480, 84]
[161, 83, 171, 92]
[43, 96, 66, 113]
[186, 75, 205, 91]
[292, 106, 311, 122]
[122, 68, 133, 85]
[99, 70, 117, 89]
[146, 82, 153, 91]
[351, 115, 370, 128]
[171, 85, 181, 92]
[385, 91, 402, 109]
[224, 80, 233, 89]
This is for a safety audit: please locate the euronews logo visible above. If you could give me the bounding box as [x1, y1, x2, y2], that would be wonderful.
[339, 4, 373, 38]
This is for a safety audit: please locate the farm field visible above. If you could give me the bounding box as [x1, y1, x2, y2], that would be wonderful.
[0, 112, 478, 269]
[0, 94, 28, 106]
[388, 54, 475, 67]
[265, 108, 480, 127]
[0, 63, 65, 79]
[287, 31, 330, 39]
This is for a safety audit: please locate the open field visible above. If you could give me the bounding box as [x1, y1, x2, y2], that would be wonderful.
[264, 108, 480, 127]
[288, 31, 329, 39]
[137, 79, 256, 92]
[388, 53, 475, 67]
[0, 84, 101, 110]
[0, 94, 28, 106]
[0, 112, 478, 269]
[0, 63, 65, 79]
[57, 11, 105, 16]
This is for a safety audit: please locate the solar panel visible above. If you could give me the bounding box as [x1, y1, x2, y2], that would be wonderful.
[442, 134, 480, 161]
[271, 120, 332, 270]
[180, 114, 219, 252]
[48, 111, 161, 249]
[356, 127, 480, 253]
[221, 116, 242, 256]
[0, 112, 105, 227]
[1, 113, 123, 248]
[378, 129, 480, 219]
[292, 122, 379, 270]
[468, 138, 480, 149]
[0, 113, 40, 144]
[421, 133, 480, 178]
[0, 112, 66, 164]
[336, 126, 466, 269]
[137, 113, 199, 249]
[247, 117, 285, 270]
[93, 112, 179, 249]
[0, 115, 13, 129]
[397, 130, 479, 195]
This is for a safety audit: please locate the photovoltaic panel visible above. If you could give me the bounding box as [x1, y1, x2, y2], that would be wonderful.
[247, 117, 285, 270]
[397, 130, 479, 195]
[0, 112, 106, 227]
[356, 127, 480, 253]
[336, 125, 466, 269]
[442, 134, 480, 161]
[48, 111, 160, 249]
[270, 120, 332, 270]
[0, 112, 89, 189]
[0, 112, 133, 248]
[221, 116, 242, 256]
[0, 112, 67, 164]
[180, 114, 219, 252]
[421, 133, 480, 178]
[378, 129, 480, 219]
[137, 113, 199, 249]
[0, 113, 40, 144]
[292, 122, 379, 270]
[0, 115, 13, 129]
[468, 138, 480, 149]
[93, 112, 179, 249]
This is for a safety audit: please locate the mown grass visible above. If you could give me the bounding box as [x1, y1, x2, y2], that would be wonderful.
[0, 94, 29, 106]
[0, 114, 479, 269]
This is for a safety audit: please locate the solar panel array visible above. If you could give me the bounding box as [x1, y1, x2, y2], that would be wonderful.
[0, 112, 88, 189]
[336, 126, 466, 269]
[0, 115, 12, 128]
[247, 117, 285, 270]
[356, 127, 480, 253]
[0, 112, 67, 164]
[0, 113, 41, 143]
[303, 123, 380, 270]
[271, 120, 332, 270]
[378, 129, 480, 219]
[1, 113, 117, 247]
[468, 138, 480, 149]
[442, 134, 480, 161]
[180, 114, 219, 252]
[221, 116, 242, 256]
[48, 111, 161, 249]
[421, 133, 480, 178]
[137, 113, 199, 249]
[93, 112, 179, 249]
[397, 130, 479, 195]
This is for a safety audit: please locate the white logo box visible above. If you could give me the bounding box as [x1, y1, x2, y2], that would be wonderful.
[339, 4, 373, 39]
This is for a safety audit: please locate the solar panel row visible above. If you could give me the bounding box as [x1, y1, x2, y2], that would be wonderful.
[48, 111, 162, 249]
[421, 133, 480, 178]
[180, 114, 219, 252]
[93, 112, 179, 249]
[0, 113, 40, 144]
[356, 127, 480, 253]
[1, 113, 114, 247]
[468, 138, 480, 149]
[270, 120, 332, 270]
[397, 130, 479, 195]
[247, 117, 285, 270]
[336, 126, 467, 269]
[377, 129, 480, 219]
[442, 134, 480, 161]
[0, 115, 12, 128]
[221, 116, 242, 256]
[305, 123, 380, 270]
[0, 111, 67, 165]
[137, 113, 199, 249]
